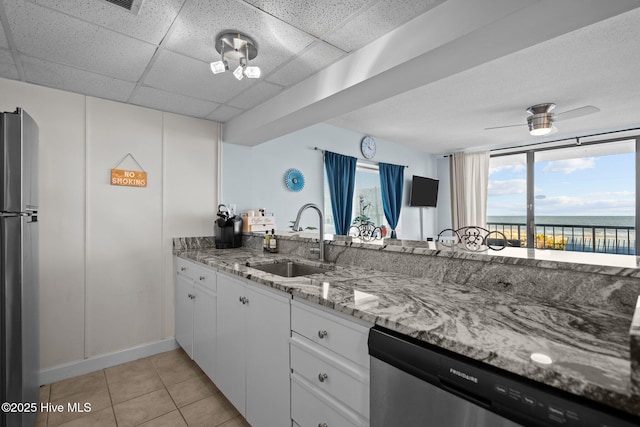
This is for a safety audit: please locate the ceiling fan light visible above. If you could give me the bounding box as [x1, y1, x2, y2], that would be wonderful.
[210, 60, 228, 74]
[233, 65, 245, 80]
[244, 66, 261, 79]
[530, 127, 552, 136]
[528, 113, 553, 136]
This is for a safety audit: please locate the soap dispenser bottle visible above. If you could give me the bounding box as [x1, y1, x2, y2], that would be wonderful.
[263, 230, 270, 252]
[269, 229, 278, 253]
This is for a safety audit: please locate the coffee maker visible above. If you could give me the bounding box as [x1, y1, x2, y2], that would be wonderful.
[215, 204, 243, 249]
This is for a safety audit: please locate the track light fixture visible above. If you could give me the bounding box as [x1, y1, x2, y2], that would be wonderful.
[210, 31, 260, 80]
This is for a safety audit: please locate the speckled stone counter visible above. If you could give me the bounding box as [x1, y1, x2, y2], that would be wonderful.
[173, 234, 640, 419]
[631, 297, 640, 394]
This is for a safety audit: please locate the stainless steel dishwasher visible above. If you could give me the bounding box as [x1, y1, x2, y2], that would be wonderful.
[369, 326, 639, 427]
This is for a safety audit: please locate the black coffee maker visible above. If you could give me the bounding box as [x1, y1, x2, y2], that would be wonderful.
[215, 204, 243, 249]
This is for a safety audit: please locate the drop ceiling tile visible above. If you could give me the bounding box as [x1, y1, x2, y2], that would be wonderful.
[324, 0, 445, 52]
[32, 0, 184, 45]
[0, 49, 19, 80]
[0, 19, 8, 48]
[207, 105, 244, 122]
[130, 86, 220, 118]
[244, 0, 369, 37]
[143, 49, 249, 103]
[266, 41, 345, 86]
[227, 81, 283, 110]
[4, 1, 156, 81]
[165, 0, 315, 75]
[21, 55, 136, 101]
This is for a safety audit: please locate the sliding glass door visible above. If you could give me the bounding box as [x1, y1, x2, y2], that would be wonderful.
[488, 137, 637, 255]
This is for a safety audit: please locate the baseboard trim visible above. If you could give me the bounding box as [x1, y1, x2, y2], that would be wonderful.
[39, 338, 180, 385]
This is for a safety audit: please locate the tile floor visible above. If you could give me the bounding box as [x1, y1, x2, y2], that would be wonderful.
[35, 349, 251, 427]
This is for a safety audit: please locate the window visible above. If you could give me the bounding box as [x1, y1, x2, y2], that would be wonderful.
[487, 153, 527, 245]
[323, 162, 387, 234]
[487, 138, 637, 255]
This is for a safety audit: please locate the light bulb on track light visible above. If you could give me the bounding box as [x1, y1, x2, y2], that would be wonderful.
[210, 60, 228, 74]
[244, 66, 261, 79]
[233, 65, 245, 80]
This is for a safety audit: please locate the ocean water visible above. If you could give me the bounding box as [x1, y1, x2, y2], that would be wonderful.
[488, 216, 635, 227]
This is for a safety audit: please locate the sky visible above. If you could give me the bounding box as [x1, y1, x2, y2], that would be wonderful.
[488, 149, 635, 217]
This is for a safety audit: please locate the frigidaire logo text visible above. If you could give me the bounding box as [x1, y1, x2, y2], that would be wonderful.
[449, 368, 478, 383]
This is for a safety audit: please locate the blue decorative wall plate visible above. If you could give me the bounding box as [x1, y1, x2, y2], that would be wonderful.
[284, 168, 305, 192]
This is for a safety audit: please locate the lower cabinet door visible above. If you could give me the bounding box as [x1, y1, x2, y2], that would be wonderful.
[245, 284, 291, 427]
[175, 274, 194, 358]
[193, 284, 216, 382]
[216, 274, 247, 415]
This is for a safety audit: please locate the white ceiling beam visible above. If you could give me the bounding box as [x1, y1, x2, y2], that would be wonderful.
[223, 0, 640, 146]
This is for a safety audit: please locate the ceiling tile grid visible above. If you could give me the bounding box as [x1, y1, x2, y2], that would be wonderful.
[243, 0, 371, 38]
[130, 85, 220, 117]
[207, 104, 244, 122]
[265, 40, 346, 86]
[142, 49, 250, 103]
[323, 0, 446, 52]
[4, 0, 157, 81]
[21, 55, 137, 102]
[163, 0, 316, 76]
[227, 80, 283, 109]
[0, 48, 19, 80]
[30, 0, 186, 45]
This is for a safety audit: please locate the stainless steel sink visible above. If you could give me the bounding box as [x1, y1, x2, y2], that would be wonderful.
[249, 261, 330, 277]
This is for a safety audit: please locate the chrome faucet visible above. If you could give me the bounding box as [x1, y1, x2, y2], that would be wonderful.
[293, 203, 325, 262]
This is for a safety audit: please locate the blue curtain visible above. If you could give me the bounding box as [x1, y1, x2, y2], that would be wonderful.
[379, 162, 405, 239]
[325, 151, 357, 235]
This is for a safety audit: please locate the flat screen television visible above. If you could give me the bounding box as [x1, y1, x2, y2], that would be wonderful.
[410, 175, 439, 207]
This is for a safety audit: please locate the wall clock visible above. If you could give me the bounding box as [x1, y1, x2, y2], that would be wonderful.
[361, 136, 376, 159]
[284, 168, 305, 192]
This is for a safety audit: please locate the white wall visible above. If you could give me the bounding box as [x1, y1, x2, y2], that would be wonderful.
[222, 123, 437, 240]
[0, 78, 218, 370]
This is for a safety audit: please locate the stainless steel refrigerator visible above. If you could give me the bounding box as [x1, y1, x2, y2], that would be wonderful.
[1, 108, 39, 427]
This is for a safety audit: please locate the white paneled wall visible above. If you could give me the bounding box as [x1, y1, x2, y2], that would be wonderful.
[0, 78, 218, 372]
[85, 98, 164, 357]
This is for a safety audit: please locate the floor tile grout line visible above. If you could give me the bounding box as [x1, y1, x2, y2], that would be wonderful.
[43, 349, 238, 427]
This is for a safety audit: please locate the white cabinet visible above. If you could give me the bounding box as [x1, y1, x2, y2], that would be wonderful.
[290, 299, 372, 427]
[216, 272, 291, 427]
[175, 257, 217, 381]
[175, 273, 194, 357]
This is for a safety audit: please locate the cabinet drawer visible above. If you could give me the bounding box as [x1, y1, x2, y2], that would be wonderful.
[291, 374, 367, 427]
[291, 301, 370, 368]
[177, 257, 216, 291]
[291, 336, 369, 417]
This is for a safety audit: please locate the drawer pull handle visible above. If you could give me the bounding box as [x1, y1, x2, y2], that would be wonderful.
[319, 424, 328, 427]
[180, 267, 187, 272]
[239, 296, 249, 304]
[199, 276, 205, 281]
[188, 294, 195, 300]
[318, 373, 328, 382]
[318, 330, 328, 339]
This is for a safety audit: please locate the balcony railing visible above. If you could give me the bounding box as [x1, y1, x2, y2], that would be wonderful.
[487, 222, 636, 255]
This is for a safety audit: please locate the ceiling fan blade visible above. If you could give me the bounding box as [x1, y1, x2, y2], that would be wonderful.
[485, 123, 526, 130]
[554, 105, 600, 121]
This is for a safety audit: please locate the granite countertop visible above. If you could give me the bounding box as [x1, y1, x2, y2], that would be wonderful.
[176, 246, 638, 418]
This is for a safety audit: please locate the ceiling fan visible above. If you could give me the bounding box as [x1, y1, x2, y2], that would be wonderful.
[485, 103, 600, 136]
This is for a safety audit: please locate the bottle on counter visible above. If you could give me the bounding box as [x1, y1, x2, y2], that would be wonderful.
[269, 229, 278, 253]
[263, 230, 270, 251]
